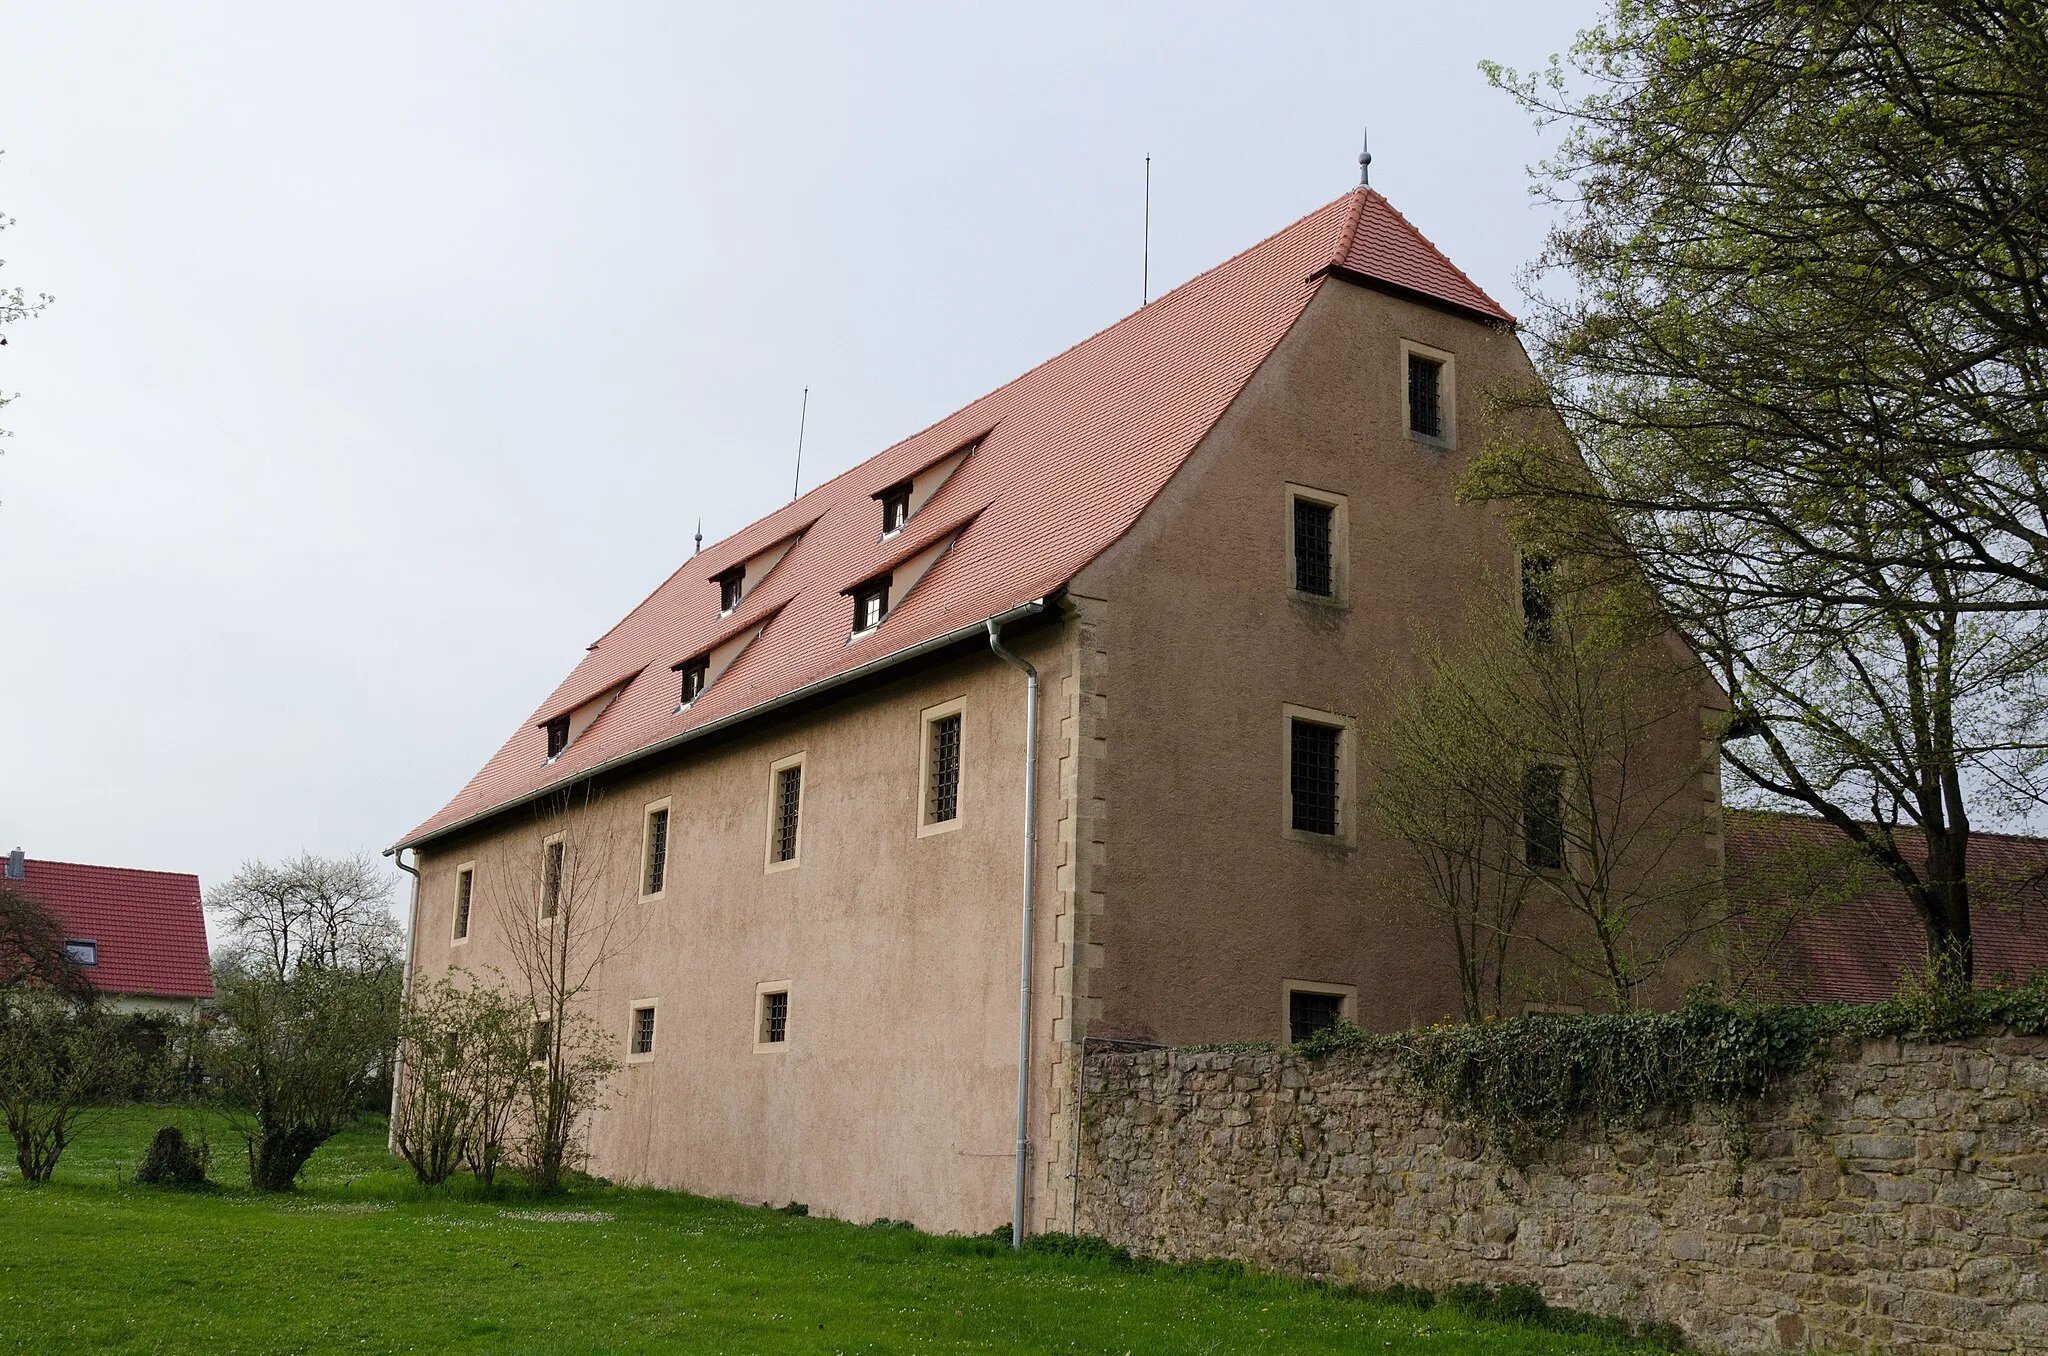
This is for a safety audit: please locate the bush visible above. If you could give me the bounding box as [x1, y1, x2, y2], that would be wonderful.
[134, 1126, 210, 1188]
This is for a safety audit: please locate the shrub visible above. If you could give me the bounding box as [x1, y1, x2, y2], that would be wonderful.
[135, 1126, 210, 1188]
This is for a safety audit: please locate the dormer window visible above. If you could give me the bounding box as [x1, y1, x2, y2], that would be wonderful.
[544, 714, 570, 759]
[877, 482, 912, 537]
[676, 656, 710, 708]
[715, 566, 744, 615]
[851, 576, 891, 634]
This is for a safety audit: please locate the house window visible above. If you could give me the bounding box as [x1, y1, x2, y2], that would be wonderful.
[530, 1019, 552, 1063]
[544, 714, 571, 759]
[1523, 765, 1566, 870]
[852, 577, 890, 634]
[1292, 498, 1334, 597]
[1289, 989, 1344, 1043]
[927, 712, 962, 825]
[877, 482, 912, 536]
[716, 566, 744, 614]
[453, 866, 473, 941]
[644, 806, 670, 896]
[540, 839, 564, 919]
[1408, 353, 1443, 439]
[677, 657, 709, 707]
[1522, 555, 1555, 642]
[64, 939, 97, 968]
[1289, 719, 1342, 835]
[771, 762, 803, 865]
[759, 989, 789, 1045]
[630, 1005, 657, 1057]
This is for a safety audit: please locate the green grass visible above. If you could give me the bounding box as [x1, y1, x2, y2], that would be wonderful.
[0, 1106, 1658, 1354]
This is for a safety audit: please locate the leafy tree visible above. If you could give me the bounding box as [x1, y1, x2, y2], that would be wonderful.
[391, 972, 530, 1188]
[0, 991, 136, 1182]
[205, 856, 402, 1191]
[1470, 0, 2048, 977]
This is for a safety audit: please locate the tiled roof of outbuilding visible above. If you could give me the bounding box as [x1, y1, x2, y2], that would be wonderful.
[9, 858, 213, 1000]
[399, 189, 1511, 848]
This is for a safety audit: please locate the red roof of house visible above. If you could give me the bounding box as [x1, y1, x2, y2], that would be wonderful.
[400, 189, 1513, 848]
[1727, 812, 2048, 1002]
[9, 857, 213, 1000]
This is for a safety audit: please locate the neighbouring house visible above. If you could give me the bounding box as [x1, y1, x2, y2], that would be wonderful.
[393, 183, 1725, 1234]
[2, 848, 212, 1018]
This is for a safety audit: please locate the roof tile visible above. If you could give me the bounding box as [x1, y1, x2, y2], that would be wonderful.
[10, 858, 213, 999]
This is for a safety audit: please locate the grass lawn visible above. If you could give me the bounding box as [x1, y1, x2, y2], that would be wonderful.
[1, 1106, 1661, 1354]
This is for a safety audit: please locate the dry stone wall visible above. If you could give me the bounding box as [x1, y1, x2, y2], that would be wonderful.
[1076, 1038, 2048, 1353]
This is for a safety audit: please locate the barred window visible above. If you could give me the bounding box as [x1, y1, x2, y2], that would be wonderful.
[1292, 498, 1334, 596]
[716, 566, 744, 614]
[773, 765, 803, 863]
[644, 807, 670, 895]
[1523, 765, 1566, 870]
[1289, 719, 1341, 835]
[1289, 990, 1344, 1043]
[760, 990, 789, 1044]
[540, 840, 564, 919]
[544, 714, 570, 759]
[1408, 353, 1442, 439]
[453, 867, 473, 940]
[678, 657, 709, 707]
[530, 1019, 551, 1062]
[631, 1006, 657, 1056]
[927, 713, 962, 824]
[1521, 555, 1555, 642]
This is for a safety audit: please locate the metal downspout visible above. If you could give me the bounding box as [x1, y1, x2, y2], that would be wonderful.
[987, 609, 1042, 1252]
[385, 845, 421, 1155]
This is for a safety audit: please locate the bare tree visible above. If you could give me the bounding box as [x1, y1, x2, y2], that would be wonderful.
[0, 882, 92, 1002]
[0, 150, 56, 442]
[205, 853, 399, 977]
[485, 796, 633, 1192]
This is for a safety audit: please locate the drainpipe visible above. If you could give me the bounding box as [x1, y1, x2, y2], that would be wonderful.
[986, 603, 1044, 1251]
[385, 845, 421, 1155]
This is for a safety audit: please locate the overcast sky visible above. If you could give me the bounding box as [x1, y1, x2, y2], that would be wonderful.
[0, 1, 1600, 926]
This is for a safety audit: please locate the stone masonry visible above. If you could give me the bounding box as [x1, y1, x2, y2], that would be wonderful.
[1076, 1038, 2048, 1353]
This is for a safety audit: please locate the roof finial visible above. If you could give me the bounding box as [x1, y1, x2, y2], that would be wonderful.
[693, 518, 703, 556]
[1358, 129, 1372, 188]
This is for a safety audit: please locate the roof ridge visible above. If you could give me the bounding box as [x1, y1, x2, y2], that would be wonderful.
[21, 858, 200, 881]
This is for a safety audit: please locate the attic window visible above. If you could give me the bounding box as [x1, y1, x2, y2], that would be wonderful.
[715, 566, 744, 615]
[852, 576, 891, 635]
[877, 482, 912, 536]
[64, 939, 97, 968]
[677, 656, 710, 708]
[544, 715, 571, 759]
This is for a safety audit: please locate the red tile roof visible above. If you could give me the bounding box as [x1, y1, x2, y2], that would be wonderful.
[1727, 812, 2048, 1002]
[400, 189, 1509, 848]
[10, 858, 213, 1000]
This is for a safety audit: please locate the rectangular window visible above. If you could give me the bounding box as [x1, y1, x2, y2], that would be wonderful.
[1523, 765, 1566, 870]
[852, 577, 890, 633]
[540, 839, 564, 919]
[1408, 353, 1442, 439]
[927, 713, 962, 824]
[677, 657, 709, 707]
[1289, 989, 1344, 1043]
[716, 566, 744, 614]
[1289, 719, 1341, 835]
[644, 807, 670, 895]
[760, 990, 789, 1045]
[544, 714, 570, 759]
[1292, 498, 1334, 597]
[877, 482, 912, 535]
[453, 867, 473, 941]
[530, 1019, 552, 1062]
[1521, 555, 1554, 642]
[773, 764, 803, 863]
[630, 1005, 657, 1056]
[63, 939, 98, 968]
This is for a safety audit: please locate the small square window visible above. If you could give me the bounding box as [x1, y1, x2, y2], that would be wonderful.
[927, 712, 962, 824]
[544, 715, 570, 760]
[677, 657, 709, 707]
[759, 989, 789, 1045]
[540, 839, 564, 920]
[877, 482, 912, 536]
[771, 763, 803, 864]
[1289, 989, 1344, 1043]
[852, 577, 890, 634]
[716, 566, 744, 614]
[1289, 719, 1341, 836]
[630, 1005, 657, 1056]
[644, 807, 670, 895]
[64, 939, 97, 968]
[1408, 353, 1443, 439]
[1523, 765, 1566, 870]
[453, 867, 473, 941]
[1292, 498, 1334, 597]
